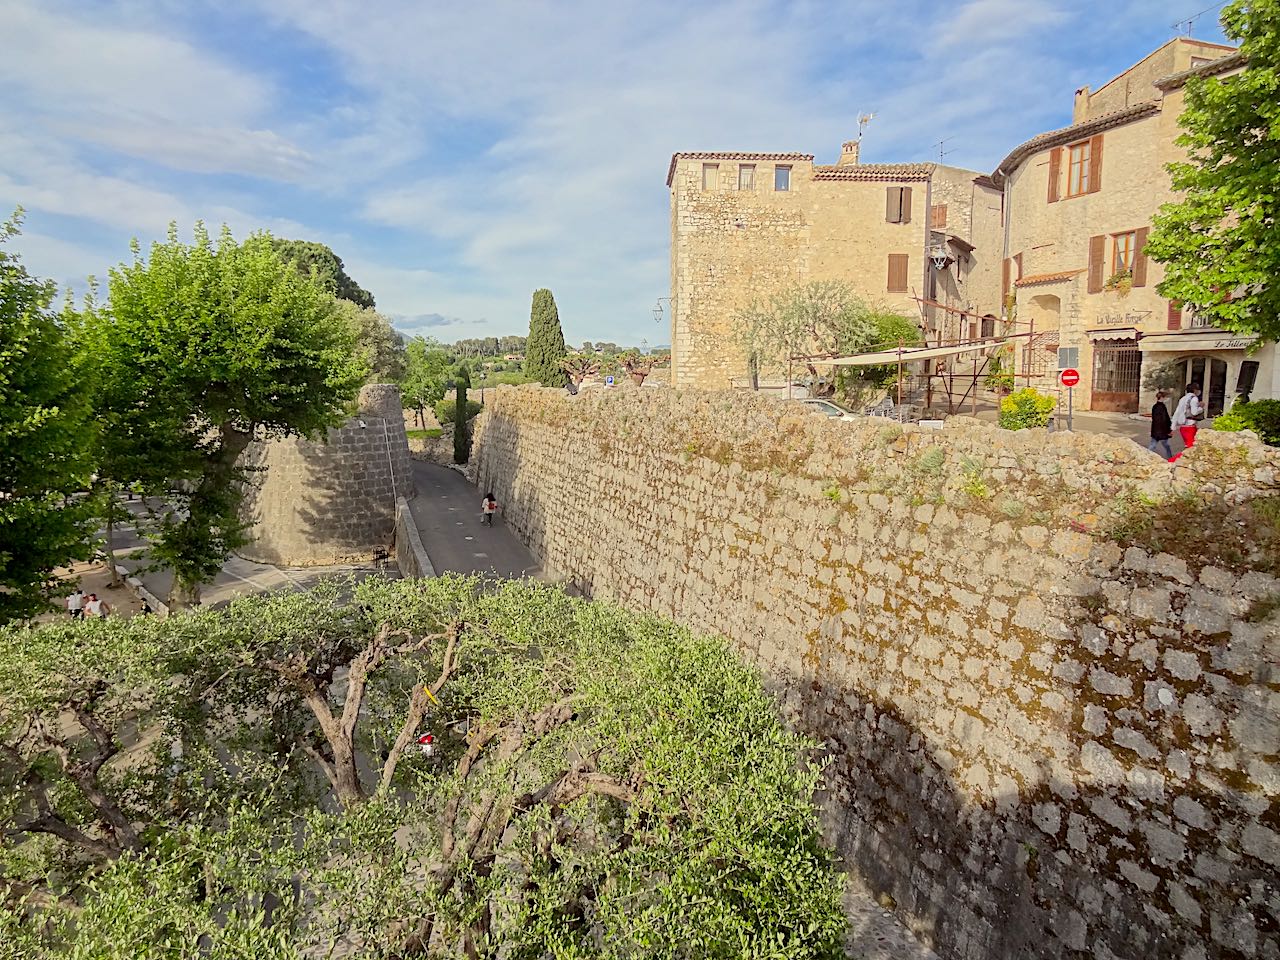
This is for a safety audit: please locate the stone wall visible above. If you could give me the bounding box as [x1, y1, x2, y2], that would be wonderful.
[473, 384, 1280, 960]
[394, 497, 434, 579]
[239, 384, 414, 566]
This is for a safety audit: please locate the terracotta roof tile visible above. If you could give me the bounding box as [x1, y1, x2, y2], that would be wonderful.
[666, 152, 813, 186]
[1155, 51, 1246, 90]
[1015, 269, 1086, 287]
[990, 102, 1160, 187]
[811, 162, 935, 182]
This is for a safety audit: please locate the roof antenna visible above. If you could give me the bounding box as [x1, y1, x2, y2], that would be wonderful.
[1172, 1, 1224, 37]
[935, 136, 955, 164]
[857, 113, 875, 141]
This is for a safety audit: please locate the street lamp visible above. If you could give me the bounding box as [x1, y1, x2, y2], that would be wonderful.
[654, 297, 672, 324]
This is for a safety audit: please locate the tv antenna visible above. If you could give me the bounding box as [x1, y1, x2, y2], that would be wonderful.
[857, 113, 875, 141]
[935, 136, 955, 164]
[1172, 1, 1225, 36]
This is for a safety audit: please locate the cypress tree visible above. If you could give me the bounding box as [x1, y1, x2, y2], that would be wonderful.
[453, 365, 471, 465]
[525, 288, 567, 387]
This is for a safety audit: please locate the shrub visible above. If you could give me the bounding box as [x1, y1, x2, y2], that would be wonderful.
[433, 397, 483, 424]
[1213, 398, 1280, 445]
[999, 387, 1056, 430]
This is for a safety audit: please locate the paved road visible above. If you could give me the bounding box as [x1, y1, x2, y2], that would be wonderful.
[407, 461, 543, 579]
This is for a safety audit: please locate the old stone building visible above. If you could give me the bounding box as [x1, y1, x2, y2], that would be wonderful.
[666, 144, 1003, 388]
[668, 37, 1277, 411]
[997, 37, 1274, 413]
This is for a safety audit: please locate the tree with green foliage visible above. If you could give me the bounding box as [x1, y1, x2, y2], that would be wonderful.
[92, 225, 366, 607]
[0, 213, 97, 622]
[453, 365, 471, 465]
[335, 300, 406, 382]
[738, 282, 918, 397]
[1145, 0, 1280, 341]
[400, 336, 454, 427]
[0, 577, 847, 957]
[272, 238, 375, 308]
[525, 288, 567, 387]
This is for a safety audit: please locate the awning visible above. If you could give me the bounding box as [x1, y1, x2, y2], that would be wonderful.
[1139, 331, 1259, 352]
[799, 339, 1009, 368]
[1087, 327, 1139, 342]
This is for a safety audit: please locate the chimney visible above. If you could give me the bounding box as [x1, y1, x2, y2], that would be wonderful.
[838, 140, 861, 166]
[1072, 86, 1091, 124]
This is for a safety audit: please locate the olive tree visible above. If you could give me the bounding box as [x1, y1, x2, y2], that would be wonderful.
[1, 577, 848, 958]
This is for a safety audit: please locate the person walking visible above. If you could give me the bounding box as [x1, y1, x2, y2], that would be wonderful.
[67, 588, 85, 620]
[1148, 390, 1173, 459]
[481, 492, 498, 526]
[1171, 382, 1204, 452]
[83, 593, 111, 618]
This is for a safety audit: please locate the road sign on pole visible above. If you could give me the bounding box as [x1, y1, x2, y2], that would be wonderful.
[1059, 368, 1080, 431]
[605, 375, 615, 386]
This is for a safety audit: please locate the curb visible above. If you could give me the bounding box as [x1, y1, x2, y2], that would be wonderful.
[115, 564, 170, 619]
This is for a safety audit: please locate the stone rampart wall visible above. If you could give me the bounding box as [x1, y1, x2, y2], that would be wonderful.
[394, 497, 434, 579]
[472, 384, 1279, 960]
[239, 384, 414, 566]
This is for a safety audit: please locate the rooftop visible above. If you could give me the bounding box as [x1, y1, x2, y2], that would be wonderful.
[990, 101, 1161, 186]
[812, 162, 935, 182]
[666, 152, 813, 187]
[1155, 50, 1247, 90]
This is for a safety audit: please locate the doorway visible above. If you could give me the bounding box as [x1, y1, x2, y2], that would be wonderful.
[1091, 339, 1141, 412]
[1180, 357, 1229, 416]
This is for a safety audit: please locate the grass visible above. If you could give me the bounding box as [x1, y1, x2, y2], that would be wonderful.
[406, 428, 444, 440]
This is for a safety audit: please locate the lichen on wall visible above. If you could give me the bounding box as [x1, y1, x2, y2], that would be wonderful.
[473, 382, 1279, 960]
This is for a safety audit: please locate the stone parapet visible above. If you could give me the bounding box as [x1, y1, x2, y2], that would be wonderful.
[473, 383, 1279, 960]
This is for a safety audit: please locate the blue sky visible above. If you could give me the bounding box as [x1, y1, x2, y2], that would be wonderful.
[0, 0, 1229, 345]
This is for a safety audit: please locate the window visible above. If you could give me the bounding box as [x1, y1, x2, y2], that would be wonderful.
[930, 203, 947, 228]
[1057, 346, 1079, 370]
[887, 254, 909, 292]
[738, 164, 755, 190]
[1067, 140, 1091, 197]
[702, 163, 718, 191]
[885, 186, 912, 223]
[1237, 360, 1260, 397]
[774, 165, 791, 191]
[1112, 231, 1136, 274]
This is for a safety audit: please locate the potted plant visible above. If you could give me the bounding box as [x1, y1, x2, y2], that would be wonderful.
[1103, 270, 1133, 297]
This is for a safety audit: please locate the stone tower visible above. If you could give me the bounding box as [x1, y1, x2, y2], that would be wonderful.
[238, 383, 414, 566]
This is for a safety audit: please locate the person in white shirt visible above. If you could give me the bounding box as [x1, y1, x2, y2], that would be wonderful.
[83, 593, 110, 618]
[1170, 382, 1204, 451]
[67, 589, 85, 619]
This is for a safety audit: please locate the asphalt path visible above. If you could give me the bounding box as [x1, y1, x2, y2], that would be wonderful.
[407, 461, 542, 580]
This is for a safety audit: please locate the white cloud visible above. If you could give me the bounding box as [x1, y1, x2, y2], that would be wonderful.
[933, 0, 1070, 50]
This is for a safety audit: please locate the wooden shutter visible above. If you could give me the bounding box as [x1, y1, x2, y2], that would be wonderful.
[1132, 227, 1150, 286]
[1047, 147, 1062, 203]
[887, 254, 909, 292]
[1167, 301, 1183, 330]
[900, 186, 912, 223]
[1002, 258, 1011, 297]
[930, 204, 948, 228]
[1088, 134, 1103, 194]
[1087, 235, 1106, 292]
[886, 187, 901, 223]
[1014, 252, 1023, 281]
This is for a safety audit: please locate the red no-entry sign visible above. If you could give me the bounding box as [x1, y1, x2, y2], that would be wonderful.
[1060, 368, 1081, 388]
